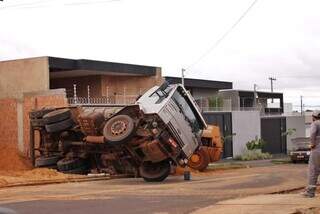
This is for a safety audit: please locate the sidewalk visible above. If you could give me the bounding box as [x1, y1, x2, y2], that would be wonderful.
[192, 194, 320, 214]
[208, 155, 291, 170]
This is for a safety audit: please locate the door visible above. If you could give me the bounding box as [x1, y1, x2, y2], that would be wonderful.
[261, 117, 287, 154]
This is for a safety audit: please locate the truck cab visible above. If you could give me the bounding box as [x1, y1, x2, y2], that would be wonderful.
[136, 82, 207, 162]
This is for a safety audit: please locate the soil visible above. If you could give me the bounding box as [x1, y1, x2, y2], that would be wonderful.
[0, 144, 82, 187]
[0, 144, 32, 171]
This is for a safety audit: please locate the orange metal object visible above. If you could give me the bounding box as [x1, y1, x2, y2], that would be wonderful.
[202, 125, 223, 162]
[85, 136, 105, 144]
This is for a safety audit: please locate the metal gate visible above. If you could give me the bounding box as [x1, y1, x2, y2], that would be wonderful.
[261, 117, 287, 154]
[203, 112, 233, 158]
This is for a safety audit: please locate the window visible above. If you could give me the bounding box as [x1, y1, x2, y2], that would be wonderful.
[171, 89, 201, 133]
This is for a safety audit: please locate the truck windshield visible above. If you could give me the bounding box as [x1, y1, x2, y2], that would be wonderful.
[171, 89, 201, 133]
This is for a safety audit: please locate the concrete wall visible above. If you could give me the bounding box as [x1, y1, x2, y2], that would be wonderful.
[286, 115, 306, 152]
[0, 57, 49, 99]
[232, 111, 261, 157]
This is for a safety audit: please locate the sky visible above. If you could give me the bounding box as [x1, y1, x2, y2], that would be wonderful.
[1, 0, 320, 109]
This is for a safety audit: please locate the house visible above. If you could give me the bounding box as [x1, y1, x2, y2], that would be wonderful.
[0, 56, 163, 103]
[219, 89, 284, 114]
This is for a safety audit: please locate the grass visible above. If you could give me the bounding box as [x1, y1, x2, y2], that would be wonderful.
[234, 150, 272, 161]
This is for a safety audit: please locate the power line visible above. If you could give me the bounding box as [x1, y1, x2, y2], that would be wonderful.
[65, 0, 119, 6]
[0, 0, 119, 10]
[0, 0, 54, 10]
[186, 0, 259, 71]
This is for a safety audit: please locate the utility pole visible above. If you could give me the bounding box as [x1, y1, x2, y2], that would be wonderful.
[181, 68, 185, 86]
[253, 84, 258, 109]
[269, 77, 276, 93]
[300, 96, 303, 115]
[269, 77, 276, 103]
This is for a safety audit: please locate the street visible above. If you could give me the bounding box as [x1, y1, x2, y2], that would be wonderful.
[0, 164, 308, 214]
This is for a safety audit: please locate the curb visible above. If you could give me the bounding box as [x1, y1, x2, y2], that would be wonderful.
[0, 174, 133, 189]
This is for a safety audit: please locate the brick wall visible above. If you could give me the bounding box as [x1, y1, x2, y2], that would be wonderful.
[0, 89, 68, 158]
[23, 90, 68, 156]
[0, 99, 18, 149]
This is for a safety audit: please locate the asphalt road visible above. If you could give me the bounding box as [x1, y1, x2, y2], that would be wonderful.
[0, 164, 308, 214]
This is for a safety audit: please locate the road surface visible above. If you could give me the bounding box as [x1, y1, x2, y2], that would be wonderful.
[0, 164, 308, 214]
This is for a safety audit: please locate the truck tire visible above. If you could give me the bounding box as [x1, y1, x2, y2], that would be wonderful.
[30, 118, 46, 127]
[57, 157, 89, 172]
[187, 147, 210, 171]
[29, 108, 55, 119]
[103, 115, 135, 145]
[139, 160, 171, 182]
[43, 109, 71, 124]
[45, 118, 75, 133]
[35, 155, 61, 167]
[62, 165, 90, 175]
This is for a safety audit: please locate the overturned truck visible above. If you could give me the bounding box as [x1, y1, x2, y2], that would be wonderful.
[29, 83, 221, 182]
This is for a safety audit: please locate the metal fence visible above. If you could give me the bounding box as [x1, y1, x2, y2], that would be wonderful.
[68, 95, 139, 105]
[196, 97, 283, 115]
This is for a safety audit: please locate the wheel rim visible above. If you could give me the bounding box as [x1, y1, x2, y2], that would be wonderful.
[187, 148, 209, 171]
[190, 154, 200, 163]
[103, 115, 135, 143]
[111, 120, 127, 135]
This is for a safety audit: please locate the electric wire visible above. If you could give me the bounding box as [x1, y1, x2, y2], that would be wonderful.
[186, 0, 259, 72]
[0, 0, 119, 10]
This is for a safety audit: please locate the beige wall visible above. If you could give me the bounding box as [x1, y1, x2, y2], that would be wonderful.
[0, 57, 50, 99]
[50, 75, 102, 98]
[101, 68, 163, 96]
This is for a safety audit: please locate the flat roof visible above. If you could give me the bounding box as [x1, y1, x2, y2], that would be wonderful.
[164, 76, 233, 90]
[49, 57, 158, 78]
[220, 89, 283, 95]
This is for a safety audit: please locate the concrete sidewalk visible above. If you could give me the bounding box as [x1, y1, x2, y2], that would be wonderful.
[192, 194, 320, 214]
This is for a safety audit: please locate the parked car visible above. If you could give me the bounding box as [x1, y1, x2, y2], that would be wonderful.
[289, 137, 311, 163]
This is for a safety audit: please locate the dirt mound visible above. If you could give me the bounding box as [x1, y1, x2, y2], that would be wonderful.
[22, 168, 72, 180]
[0, 168, 82, 188]
[0, 144, 32, 171]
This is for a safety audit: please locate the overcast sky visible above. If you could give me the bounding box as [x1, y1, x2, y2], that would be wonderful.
[1, 0, 320, 109]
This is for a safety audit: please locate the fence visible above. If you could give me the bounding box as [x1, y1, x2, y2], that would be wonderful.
[68, 95, 139, 105]
[196, 97, 283, 115]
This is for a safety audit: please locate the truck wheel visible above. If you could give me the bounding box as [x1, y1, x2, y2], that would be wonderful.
[43, 109, 71, 124]
[30, 118, 46, 127]
[35, 155, 61, 167]
[139, 160, 171, 182]
[187, 147, 210, 171]
[29, 108, 55, 119]
[57, 157, 89, 172]
[45, 118, 75, 133]
[103, 115, 135, 145]
[62, 165, 90, 175]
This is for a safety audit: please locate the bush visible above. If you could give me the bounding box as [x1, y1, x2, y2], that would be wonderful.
[234, 150, 272, 161]
[246, 137, 265, 150]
